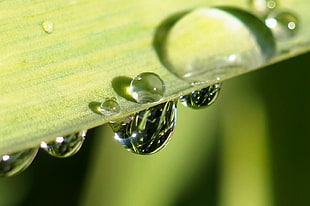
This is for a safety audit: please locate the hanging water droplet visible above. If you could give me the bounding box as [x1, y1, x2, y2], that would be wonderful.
[99, 98, 121, 115]
[180, 83, 222, 109]
[250, 0, 278, 16]
[265, 11, 298, 40]
[0, 148, 39, 177]
[154, 7, 275, 83]
[129, 72, 165, 103]
[42, 21, 54, 34]
[41, 130, 87, 158]
[109, 100, 177, 154]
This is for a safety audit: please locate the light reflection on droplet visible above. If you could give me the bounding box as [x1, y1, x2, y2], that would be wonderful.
[2, 155, 10, 161]
[250, 0, 278, 16]
[265, 18, 277, 28]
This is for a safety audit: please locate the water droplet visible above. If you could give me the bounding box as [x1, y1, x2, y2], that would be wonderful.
[129, 72, 165, 103]
[41, 130, 87, 158]
[180, 83, 222, 109]
[0, 148, 39, 177]
[99, 98, 121, 115]
[42, 21, 54, 34]
[154, 7, 275, 82]
[250, 0, 278, 16]
[109, 101, 177, 154]
[265, 11, 298, 40]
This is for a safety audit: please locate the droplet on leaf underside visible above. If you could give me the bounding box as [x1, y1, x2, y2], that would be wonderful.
[41, 130, 87, 158]
[180, 83, 222, 109]
[109, 100, 177, 154]
[0, 147, 39, 177]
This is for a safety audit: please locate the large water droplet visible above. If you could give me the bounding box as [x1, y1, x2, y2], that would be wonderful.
[265, 11, 298, 40]
[180, 83, 222, 109]
[99, 98, 121, 115]
[129, 72, 165, 103]
[154, 7, 275, 82]
[109, 100, 177, 154]
[41, 130, 87, 158]
[42, 21, 54, 34]
[0, 148, 39, 177]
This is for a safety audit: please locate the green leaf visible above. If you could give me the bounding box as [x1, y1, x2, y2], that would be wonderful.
[0, 0, 309, 154]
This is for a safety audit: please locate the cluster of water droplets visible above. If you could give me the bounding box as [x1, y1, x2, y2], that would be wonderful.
[0, 130, 88, 177]
[109, 72, 177, 154]
[250, 0, 299, 40]
[2, 3, 301, 177]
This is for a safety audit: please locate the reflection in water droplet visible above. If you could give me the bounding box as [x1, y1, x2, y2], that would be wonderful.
[0, 148, 39, 177]
[109, 101, 177, 154]
[265, 11, 298, 40]
[250, 0, 278, 16]
[129, 72, 165, 103]
[99, 98, 121, 115]
[154, 7, 275, 82]
[41, 130, 87, 158]
[42, 21, 54, 34]
[180, 83, 222, 109]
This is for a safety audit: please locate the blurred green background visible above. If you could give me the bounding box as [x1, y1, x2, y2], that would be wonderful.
[0, 52, 309, 206]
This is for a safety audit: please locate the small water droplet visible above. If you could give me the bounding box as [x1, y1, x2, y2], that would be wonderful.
[129, 72, 165, 103]
[41, 130, 87, 158]
[265, 11, 298, 40]
[180, 83, 222, 109]
[42, 21, 54, 34]
[109, 101, 177, 154]
[154, 7, 275, 82]
[250, 0, 278, 16]
[0, 148, 39, 177]
[99, 98, 121, 115]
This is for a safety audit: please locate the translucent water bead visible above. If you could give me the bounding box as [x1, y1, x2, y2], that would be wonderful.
[129, 72, 165, 103]
[250, 0, 278, 16]
[0, 148, 39, 177]
[41, 130, 87, 158]
[265, 11, 299, 40]
[99, 98, 121, 116]
[156, 7, 275, 82]
[180, 83, 222, 109]
[109, 100, 177, 154]
[42, 21, 54, 34]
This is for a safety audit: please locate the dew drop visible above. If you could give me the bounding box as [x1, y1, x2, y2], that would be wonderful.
[0, 148, 39, 177]
[129, 72, 165, 104]
[180, 83, 222, 109]
[99, 98, 121, 115]
[109, 100, 177, 154]
[265, 11, 298, 40]
[41, 130, 87, 158]
[154, 7, 275, 82]
[42, 21, 54, 34]
[250, 0, 278, 16]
